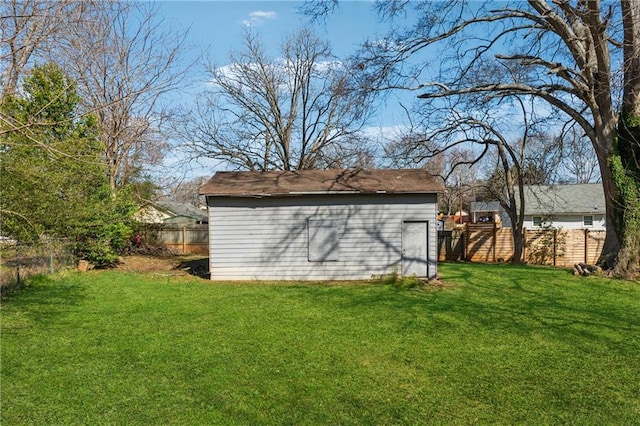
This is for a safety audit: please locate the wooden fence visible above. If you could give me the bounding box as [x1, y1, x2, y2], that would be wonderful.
[141, 222, 606, 265]
[439, 224, 606, 266]
[437, 229, 465, 262]
[139, 224, 209, 255]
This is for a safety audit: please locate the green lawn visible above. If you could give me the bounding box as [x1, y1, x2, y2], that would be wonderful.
[1, 262, 639, 424]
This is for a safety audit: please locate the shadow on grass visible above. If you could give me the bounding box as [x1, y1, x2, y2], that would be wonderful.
[0, 274, 87, 326]
[176, 258, 210, 279]
[439, 262, 640, 353]
[281, 262, 640, 355]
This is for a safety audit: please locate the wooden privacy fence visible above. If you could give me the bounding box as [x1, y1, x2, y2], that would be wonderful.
[437, 229, 465, 262]
[142, 222, 606, 265]
[439, 224, 606, 267]
[139, 224, 209, 255]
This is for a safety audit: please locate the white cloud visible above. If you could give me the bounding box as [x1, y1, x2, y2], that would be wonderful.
[208, 59, 346, 89]
[249, 11, 277, 19]
[362, 124, 410, 142]
[313, 60, 344, 73]
[242, 10, 277, 27]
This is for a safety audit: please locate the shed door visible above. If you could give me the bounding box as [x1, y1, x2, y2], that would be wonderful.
[402, 221, 428, 277]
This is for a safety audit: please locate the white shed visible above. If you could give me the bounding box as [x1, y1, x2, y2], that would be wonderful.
[199, 169, 444, 281]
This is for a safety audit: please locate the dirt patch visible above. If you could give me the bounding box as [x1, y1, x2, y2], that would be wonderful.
[116, 255, 209, 277]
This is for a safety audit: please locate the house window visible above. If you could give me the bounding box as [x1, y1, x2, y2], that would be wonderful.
[532, 216, 543, 227]
[583, 215, 593, 227]
[308, 218, 340, 262]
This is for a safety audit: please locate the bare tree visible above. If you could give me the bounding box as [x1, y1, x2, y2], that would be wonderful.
[50, 1, 190, 192]
[164, 176, 210, 207]
[181, 28, 371, 171]
[560, 127, 601, 184]
[417, 96, 541, 263]
[310, 0, 639, 274]
[0, 0, 85, 99]
[383, 131, 443, 171]
[2, 1, 190, 194]
[0, 0, 94, 142]
[521, 133, 564, 185]
[383, 133, 478, 216]
[439, 149, 479, 218]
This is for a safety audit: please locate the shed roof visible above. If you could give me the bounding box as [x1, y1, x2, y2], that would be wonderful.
[200, 169, 444, 197]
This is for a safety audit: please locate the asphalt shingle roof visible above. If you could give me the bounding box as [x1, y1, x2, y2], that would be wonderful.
[156, 200, 208, 221]
[199, 169, 444, 197]
[518, 184, 605, 215]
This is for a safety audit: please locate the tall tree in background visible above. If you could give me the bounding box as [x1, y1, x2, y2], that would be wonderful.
[1, 0, 188, 262]
[383, 133, 477, 217]
[405, 96, 545, 263]
[1, 0, 189, 197]
[182, 28, 371, 171]
[0, 64, 133, 265]
[0, 0, 88, 101]
[51, 1, 189, 193]
[560, 128, 601, 184]
[379, 81, 563, 263]
[308, 0, 639, 275]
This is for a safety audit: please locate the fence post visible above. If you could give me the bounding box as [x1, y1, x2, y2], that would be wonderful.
[551, 228, 557, 266]
[49, 239, 55, 274]
[492, 223, 497, 263]
[464, 224, 469, 261]
[522, 228, 527, 263]
[182, 225, 187, 254]
[584, 229, 589, 263]
[15, 243, 21, 288]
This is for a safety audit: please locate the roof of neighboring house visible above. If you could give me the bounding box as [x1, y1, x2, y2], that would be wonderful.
[136, 200, 208, 223]
[518, 184, 605, 215]
[156, 200, 208, 221]
[199, 169, 444, 197]
[470, 201, 502, 212]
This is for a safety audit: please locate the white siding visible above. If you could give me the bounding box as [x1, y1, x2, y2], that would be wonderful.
[524, 214, 606, 231]
[207, 194, 438, 281]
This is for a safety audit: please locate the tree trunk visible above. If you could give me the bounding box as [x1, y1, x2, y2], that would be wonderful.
[512, 225, 525, 264]
[598, 160, 623, 268]
[603, 0, 640, 276]
[503, 198, 525, 265]
[607, 138, 640, 276]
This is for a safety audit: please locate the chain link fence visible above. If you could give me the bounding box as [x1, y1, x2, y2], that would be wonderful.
[0, 238, 76, 299]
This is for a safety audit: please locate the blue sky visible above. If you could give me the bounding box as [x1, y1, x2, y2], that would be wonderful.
[157, 1, 386, 60]
[152, 1, 602, 186]
[157, 2, 416, 129]
[153, 1, 428, 178]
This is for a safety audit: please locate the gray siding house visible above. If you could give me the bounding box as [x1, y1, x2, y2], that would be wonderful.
[199, 169, 444, 281]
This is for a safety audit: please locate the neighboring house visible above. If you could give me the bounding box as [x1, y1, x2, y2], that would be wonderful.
[134, 200, 208, 225]
[517, 183, 606, 230]
[470, 201, 512, 227]
[199, 169, 444, 281]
